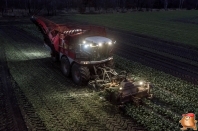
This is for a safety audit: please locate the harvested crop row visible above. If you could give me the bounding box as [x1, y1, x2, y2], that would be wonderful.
[11, 77, 47, 131]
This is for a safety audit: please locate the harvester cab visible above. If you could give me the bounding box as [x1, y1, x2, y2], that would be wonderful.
[30, 16, 153, 105]
[80, 36, 114, 62]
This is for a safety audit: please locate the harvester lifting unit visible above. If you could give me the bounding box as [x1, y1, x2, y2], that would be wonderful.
[31, 16, 153, 105]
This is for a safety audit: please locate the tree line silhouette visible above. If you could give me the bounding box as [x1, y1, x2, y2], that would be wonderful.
[1, 0, 198, 15]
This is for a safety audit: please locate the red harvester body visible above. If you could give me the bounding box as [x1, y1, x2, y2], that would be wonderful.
[31, 16, 153, 105]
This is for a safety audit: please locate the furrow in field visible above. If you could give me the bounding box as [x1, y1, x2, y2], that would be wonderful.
[0, 30, 28, 131]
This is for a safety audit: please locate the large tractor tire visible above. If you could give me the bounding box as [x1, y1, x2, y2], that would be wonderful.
[71, 63, 90, 86]
[61, 56, 71, 77]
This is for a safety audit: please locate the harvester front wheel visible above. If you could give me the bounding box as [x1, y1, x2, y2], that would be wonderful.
[72, 63, 90, 86]
[61, 56, 71, 77]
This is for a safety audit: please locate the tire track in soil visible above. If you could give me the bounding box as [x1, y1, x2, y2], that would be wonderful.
[10, 78, 48, 131]
[1, 25, 146, 131]
[0, 40, 27, 130]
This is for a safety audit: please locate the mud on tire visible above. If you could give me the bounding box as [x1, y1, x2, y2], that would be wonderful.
[72, 63, 90, 86]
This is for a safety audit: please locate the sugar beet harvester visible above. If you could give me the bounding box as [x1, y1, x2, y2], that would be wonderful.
[31, 16, 153, 104]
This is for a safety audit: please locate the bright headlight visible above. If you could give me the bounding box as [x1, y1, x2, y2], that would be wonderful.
[83, 40, 86, 44]
[84, 44, 89, 48]
[108, 42, 112, 45]
[98, 43, 102, 47]
[139, 81, 144, 85]
[119, 87, 122, 90]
